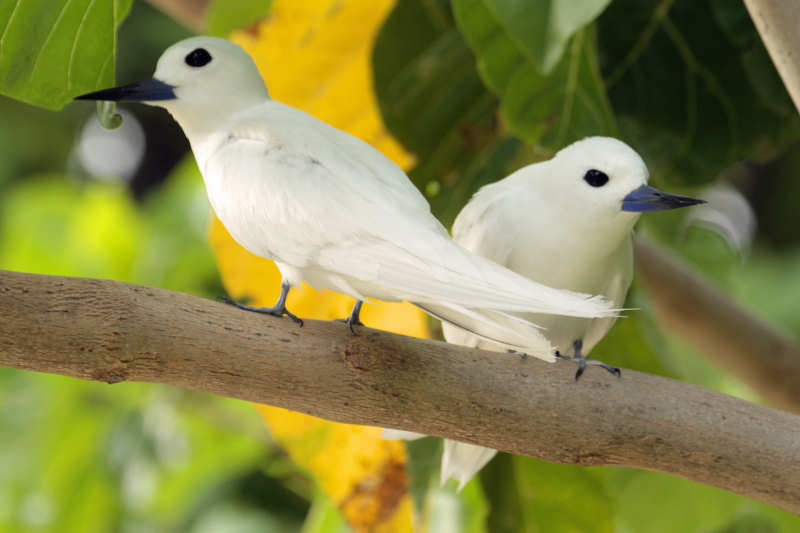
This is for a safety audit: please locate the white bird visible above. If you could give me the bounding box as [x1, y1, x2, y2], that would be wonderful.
[76, 36, 619, 352]
[430, 136, 703, 489]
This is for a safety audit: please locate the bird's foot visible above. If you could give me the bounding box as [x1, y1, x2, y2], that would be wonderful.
[218, 296, 304, 327]
[335, 300, 364, 334]
[559, 339, 620, 381]
[507, 348, 528, 360]
[334, 315, 364, 334]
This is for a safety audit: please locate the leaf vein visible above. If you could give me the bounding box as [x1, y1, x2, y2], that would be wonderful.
[29, 0, 75, 80]
[0, 0, 22, 58]
[67, 0, 96, 90]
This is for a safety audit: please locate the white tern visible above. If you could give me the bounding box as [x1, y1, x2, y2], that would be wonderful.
[393, 136, 703, 490]
[76, 36, 620, 350]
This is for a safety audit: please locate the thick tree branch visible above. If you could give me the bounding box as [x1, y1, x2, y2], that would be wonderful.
[1, 270, 799, 513]
[744, 0, 800, 113]
[634, 238, 800, 413]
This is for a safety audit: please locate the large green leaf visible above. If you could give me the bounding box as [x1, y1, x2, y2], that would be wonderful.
[373, 0, 536, 227]
[479, 454, 613, 533]
[481, 0, 611, 73]
[0, 0, 131, 110]
[598, 0, 800, 185]
[451, 0, 616, 150]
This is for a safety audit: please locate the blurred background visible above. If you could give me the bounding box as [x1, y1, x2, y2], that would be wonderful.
[2, 0, 800, 531]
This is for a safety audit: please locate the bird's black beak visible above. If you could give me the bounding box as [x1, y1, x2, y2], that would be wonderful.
[75, 79, 176, 102]
[621, 185, 706, 212]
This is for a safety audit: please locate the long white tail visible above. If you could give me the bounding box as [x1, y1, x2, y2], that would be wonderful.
[441, 441, 498, 491]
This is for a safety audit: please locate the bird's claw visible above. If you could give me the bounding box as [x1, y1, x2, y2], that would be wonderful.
[557, 342, 620, 380]
[218, 295, 304, 327]
[507, 349, 528, 359]
[336, 301, 364, 335]
[334, 316, 364, 334]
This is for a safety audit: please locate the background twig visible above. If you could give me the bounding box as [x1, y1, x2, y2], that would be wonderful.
[145, 0, 207, 32]
[634, 238, 800, 413]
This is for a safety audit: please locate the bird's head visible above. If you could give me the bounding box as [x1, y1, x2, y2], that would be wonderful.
[544, 137, 704, 232]
[76, 37, 269, 131]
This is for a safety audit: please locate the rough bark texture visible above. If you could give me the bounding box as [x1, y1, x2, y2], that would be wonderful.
[744, 0, 800, 112]
[634, 238, 800, 413]
[1, 269, 799, 514]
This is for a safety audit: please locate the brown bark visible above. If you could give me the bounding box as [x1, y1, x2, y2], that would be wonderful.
[1, 269, 799, 514]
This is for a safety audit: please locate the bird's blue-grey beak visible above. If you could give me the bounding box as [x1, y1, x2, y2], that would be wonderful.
[621, 185, 706, 212]
[75, 79, 176, 102]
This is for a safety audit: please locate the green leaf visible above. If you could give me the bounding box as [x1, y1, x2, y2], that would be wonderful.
[0, 0, 130, 110]
[598, 0, 800, 185]
[373, 0, 533, 226]
[480, 454, 613, 533]
[452, 0, 616, 150]
[480, 0, 611, 73]
[300, 488, 352, 533]
[610, 470, 781, 533]
[206, 0, 272, 37]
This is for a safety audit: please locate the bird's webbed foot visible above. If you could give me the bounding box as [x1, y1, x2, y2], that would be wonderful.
[555, 339, 620, 380]
[218, 282, 303, 327]
[335, 300, 364, 334]
[507, 349, 528, 360]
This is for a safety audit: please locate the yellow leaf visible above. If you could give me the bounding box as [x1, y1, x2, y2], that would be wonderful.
[206, 1, 429, 531]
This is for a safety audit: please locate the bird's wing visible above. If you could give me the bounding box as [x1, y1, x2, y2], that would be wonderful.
[450, 178, 517, 267]
[232, 102, 444, 232]
[202, 102, 449, 263]
[207, 105, 615, 322]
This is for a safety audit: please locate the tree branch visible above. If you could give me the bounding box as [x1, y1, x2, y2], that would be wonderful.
[744, 0, 800, 113]
[634, 238, 800, 414]
[145, 0, 207, 32]
[1, 270, 799, 513]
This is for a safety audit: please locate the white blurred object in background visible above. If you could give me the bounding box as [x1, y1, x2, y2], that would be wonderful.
[76, 109, 145, 182]
[684, 184, 757, 255]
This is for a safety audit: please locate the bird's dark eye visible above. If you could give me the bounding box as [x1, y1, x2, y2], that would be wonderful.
[583, 169, 609, 187]
[185, 48, 212, 67]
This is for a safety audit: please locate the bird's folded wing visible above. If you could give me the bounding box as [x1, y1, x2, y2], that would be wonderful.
[209, 108, 616, 320]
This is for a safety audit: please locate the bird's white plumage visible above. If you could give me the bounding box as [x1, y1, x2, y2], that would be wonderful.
[438, 137, 646, 489]
[140, 36, 618, 356]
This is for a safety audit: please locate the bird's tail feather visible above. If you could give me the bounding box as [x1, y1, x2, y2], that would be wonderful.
[418, 302, 555, 361]
[381, 429, 426, 440]
[322, 238, 618, 320]
[441, 440, 498, 491]
[380, 431, 498, 492]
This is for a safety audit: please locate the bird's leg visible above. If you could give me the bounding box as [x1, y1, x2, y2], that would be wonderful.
[568, 339, 621, 380]
[335, 300, 364, 334]
[219, 281, 303, 326]
[507, 349, 528, 359]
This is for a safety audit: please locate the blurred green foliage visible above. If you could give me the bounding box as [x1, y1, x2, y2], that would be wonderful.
[206, 0, 272, 37]
[2, 0, 800, 532]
